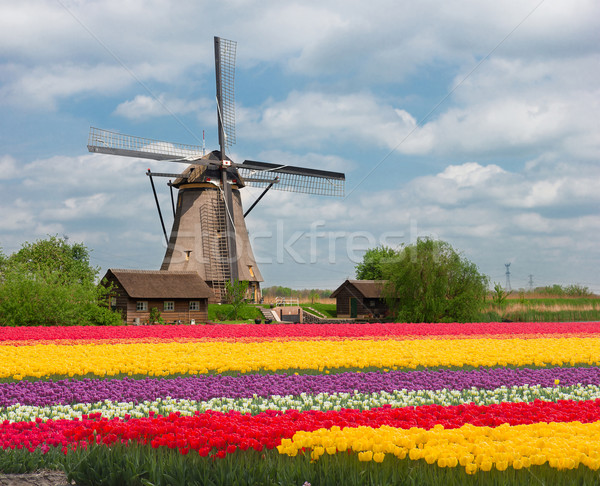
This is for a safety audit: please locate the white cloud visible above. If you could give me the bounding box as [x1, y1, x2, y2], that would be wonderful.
[0, 155, 19, 179]
[0, 152, 177, 252]
[0, 204, 34, 231]
[521, 181, 563, 208]
[0, 64, 132, 110]
[513, 213, 552, 233]
[438, 163, 505, 187]
[40, 193, 111, 221]
[114, 94, 212, 120]
[114, 95, 169, 119]
[297, 159, 600, 288]
[240, 91, 422, 152]
[238, 54, 599, 162]
[410, 54, 600, 160]
[408, 97, 577, 160]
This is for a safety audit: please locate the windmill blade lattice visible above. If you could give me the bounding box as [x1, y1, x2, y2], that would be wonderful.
[215, 37, 237, 150]
[88, 127, 203, 162]
[239, 160, 345, 197]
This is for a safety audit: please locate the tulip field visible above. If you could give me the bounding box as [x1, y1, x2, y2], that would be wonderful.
[1, 322, 600, 485]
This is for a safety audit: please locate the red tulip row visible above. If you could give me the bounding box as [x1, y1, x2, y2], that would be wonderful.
[1, 322, 599, 345]
[2, 399, 600, 458]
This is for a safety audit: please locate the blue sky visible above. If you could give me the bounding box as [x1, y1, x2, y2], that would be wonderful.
[1, 0, 599, 292]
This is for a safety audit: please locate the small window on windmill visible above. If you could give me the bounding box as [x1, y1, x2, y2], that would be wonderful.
[248, 266, 255, 278]
[185, 250, 192, 261]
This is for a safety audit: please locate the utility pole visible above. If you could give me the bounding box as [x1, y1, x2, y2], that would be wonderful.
[505, 263, 512, 292]
[528, 274, 534, 292]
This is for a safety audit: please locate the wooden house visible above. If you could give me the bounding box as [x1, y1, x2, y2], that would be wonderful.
[102, 269, 213, 324]
[330, 280, 389, 319]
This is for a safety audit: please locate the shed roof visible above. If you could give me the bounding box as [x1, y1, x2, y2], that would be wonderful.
[104, 269, 213, 299]
[330, 279, 387, 299]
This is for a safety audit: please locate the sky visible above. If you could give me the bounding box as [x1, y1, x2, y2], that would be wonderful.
[0, 0, 599, 292]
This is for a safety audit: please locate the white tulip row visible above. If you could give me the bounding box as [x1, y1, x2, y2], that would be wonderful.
[1, 383, 599, 423]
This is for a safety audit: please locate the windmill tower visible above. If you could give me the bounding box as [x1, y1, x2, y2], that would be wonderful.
[87, 37, 345, 302]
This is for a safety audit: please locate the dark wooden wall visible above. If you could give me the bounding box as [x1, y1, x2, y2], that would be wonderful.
[124, 299, 208, 324]
[102, 274, 208, 324]
[334, 284, 389, 319]
[335, 286, 352, 317]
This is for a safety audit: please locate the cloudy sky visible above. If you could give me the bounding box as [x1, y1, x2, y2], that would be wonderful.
[1, 0, 599, 292]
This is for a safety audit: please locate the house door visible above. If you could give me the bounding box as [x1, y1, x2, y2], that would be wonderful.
[350, 298, 358, 318]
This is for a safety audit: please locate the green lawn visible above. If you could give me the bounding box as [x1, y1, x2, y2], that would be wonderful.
[300, 303, 337, 318]
[207, 304, 263, 322]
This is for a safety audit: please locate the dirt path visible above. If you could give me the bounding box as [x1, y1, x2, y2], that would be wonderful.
[0, 471, 73, 486]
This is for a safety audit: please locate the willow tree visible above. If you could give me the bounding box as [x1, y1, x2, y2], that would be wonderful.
[382, 238, 488, 323]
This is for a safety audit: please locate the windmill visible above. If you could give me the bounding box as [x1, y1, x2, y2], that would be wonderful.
[87, 37, 345, 302]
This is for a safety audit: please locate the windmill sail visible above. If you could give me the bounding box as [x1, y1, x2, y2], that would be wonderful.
[214, 37, 237, 153]
[239, 160, 345, 197]
[88, 127, 203, 162]
[214, 36, 239, 282]
[87, 126, 346, 197]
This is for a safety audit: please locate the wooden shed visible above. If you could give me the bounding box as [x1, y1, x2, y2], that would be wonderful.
[330, 280, 389, 319]
[102, 269, 213, 325]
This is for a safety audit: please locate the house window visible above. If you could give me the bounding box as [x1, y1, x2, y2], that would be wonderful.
[164, 301, 175, 312]
[110, 297, 117, 309]
[136, 301, 148, 312]
[189, 301, 200, 311]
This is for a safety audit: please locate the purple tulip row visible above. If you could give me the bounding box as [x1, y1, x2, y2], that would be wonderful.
[2, 366, 599, 407]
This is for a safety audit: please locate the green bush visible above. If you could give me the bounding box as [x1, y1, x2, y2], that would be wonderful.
[0, 236, 121, 326]
[209, 304, 262, 322]
[534, 284, 594, 297]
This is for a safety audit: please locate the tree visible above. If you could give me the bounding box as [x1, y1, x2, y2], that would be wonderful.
[491, 282, 511, 306]
[224, 279, 250, 320]
[355, 245, 400, 280]
[148, 307, 164, 325]
[7, 236, 96, 284]
[308, 290, 320, 304]
[382, 238, 489, 323]
[0, 236, 121, 326]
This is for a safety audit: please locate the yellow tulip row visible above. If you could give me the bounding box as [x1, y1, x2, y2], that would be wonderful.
[278, 421, 600, 473]
[1, 337, 600, 378]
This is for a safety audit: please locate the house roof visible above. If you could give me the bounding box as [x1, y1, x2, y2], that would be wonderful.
[330, 279, 387, 299]
[104, 269, 214, 299]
